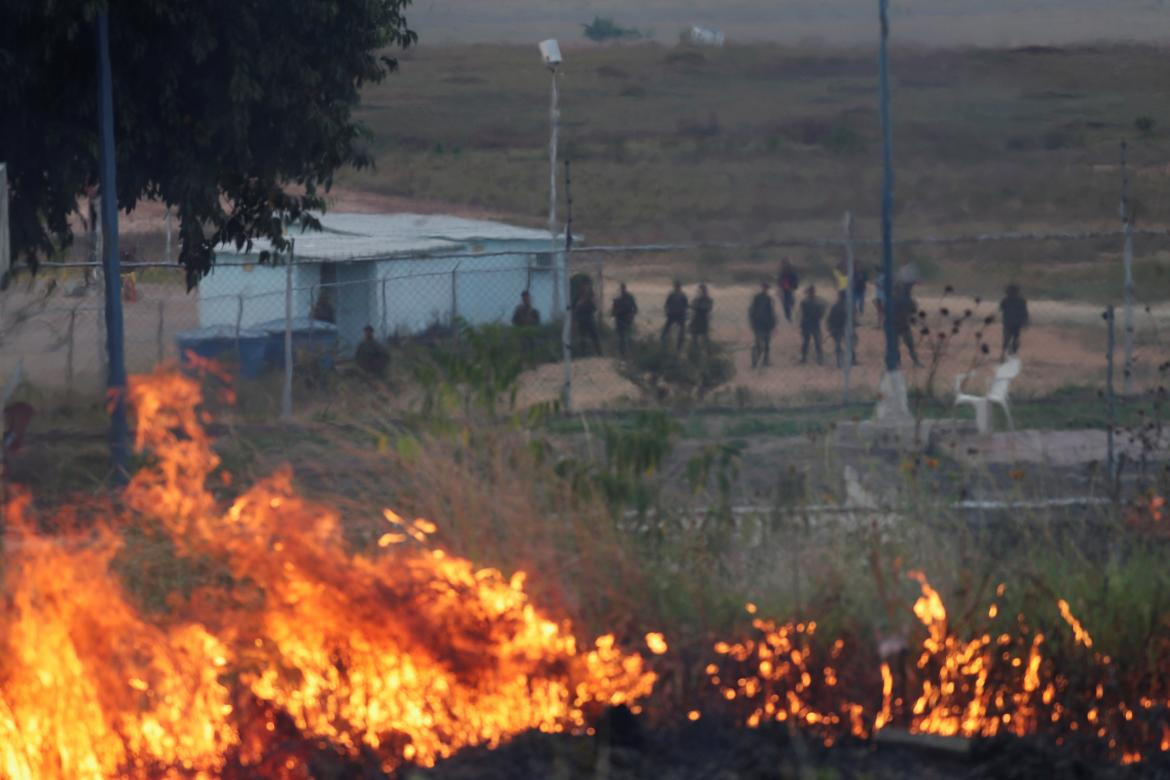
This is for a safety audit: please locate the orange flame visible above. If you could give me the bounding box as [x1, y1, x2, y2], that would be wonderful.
[0, 368, 657, 776]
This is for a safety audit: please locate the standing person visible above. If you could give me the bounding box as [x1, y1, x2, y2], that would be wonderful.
[832, 260, 850, 296]
[852, 267, 868, 315]
[799, 285, 826, 365]
[827, 291, 857, 368]
[689, 283, 714, 351]
[574, 283, 602, 357]
[312, 292, 336, 324]
[872, 266, 886, 328]
[355, 324, 390, 378]
[999, 284, 1029, 360]
[661, 281, 688, 351]
[511, 290, 541, 327]
[749, 281, 778, 368]
[889, 283, 923, 367]
[611, 283, 639, 358]
[778, 259, 799, 324]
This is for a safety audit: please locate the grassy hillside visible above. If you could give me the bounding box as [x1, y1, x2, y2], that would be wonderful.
[407, 0, 1170, 47]
[341, 42, 1170, 297]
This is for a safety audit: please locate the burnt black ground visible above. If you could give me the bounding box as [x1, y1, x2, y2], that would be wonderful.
[403, 711, 1170, 780]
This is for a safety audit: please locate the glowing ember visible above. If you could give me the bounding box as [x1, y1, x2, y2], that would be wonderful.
[711, 575, 1169, 764]
[0, 368, 657, 776]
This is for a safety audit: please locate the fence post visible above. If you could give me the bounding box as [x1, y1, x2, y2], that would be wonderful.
[1105, 305, 1117, 496]
[843, 211, 856, 402]
[451, 266, 458, 327]
[96, 296, 106, 378]
[1120, 141, 1135, 394]
[156, 298, 165, 365]
[380, 277, 388, 338]
[65, 307, 77, 396]
[235, 294, 245, 339]
[281, 241, 294, 420]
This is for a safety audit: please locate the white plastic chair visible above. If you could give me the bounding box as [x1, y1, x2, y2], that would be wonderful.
[954, 358, 1020, 433]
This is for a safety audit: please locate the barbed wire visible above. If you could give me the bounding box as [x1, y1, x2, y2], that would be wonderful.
[12, 225, 1170, 276]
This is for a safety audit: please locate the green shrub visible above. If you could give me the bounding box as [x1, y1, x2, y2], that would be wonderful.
[618, 336, 736, 404]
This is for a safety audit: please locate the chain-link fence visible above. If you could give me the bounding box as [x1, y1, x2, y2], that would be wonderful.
[4, 226, 1170, 424]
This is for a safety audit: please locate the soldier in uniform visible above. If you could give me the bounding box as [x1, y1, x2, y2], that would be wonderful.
[611, 283, 639, 357]
[999, 284, 1029, 359]
[778, 259, 799, 323]
[799, 285, 826, 365]
[661, 281, 688, 351]
[689, 283, 714, 350]
[355, 325, 389, 377]
[889, 283, 922, 367]
[511, 290, 541, 327]
[749, 281, 778, 368]
[574, 283, 602, 357]
[827, 290, 858, 367]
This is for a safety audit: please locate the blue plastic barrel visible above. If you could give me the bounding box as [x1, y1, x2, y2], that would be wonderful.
[254, 318, 339, 372]
[175, 325, 270, 379]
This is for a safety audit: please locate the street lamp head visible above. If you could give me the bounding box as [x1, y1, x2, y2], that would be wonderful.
[538, 39, 562, 70]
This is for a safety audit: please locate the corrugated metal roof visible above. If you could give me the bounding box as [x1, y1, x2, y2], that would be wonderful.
[217, 212, 564, 263]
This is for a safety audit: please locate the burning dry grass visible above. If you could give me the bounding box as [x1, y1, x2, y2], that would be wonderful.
[0, 368, 660, 777]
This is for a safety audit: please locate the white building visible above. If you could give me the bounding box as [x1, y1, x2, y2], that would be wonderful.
[197, 213, 570, 347]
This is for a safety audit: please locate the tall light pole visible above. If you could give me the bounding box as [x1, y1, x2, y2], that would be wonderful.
[96, 10, 130, 480]
[539, 38, 572, 412]
[875, 0, 909, 421]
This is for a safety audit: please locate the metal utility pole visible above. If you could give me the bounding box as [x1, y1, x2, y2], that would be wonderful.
[843, 211, 856, 401]
[879, 0, 896, 374]
[539, 39, 571, 413]
[563, 159, 574, 413]
[874, 0, 909, 421]
[96, 11, 130, 481]
[1121, 141, 1135, 394]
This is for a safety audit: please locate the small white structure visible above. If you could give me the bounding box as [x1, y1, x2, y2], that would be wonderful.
[686, 26, 725, 47]
[954, 358, 1021, 433]
[197, 213, 570, 348]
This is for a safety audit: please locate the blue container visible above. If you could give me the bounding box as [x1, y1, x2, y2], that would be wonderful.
[254, 318, 339, 371]
[175, 325, 270, 379]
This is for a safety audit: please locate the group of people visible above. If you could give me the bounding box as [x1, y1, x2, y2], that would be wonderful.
[505, 266, 1030, 368]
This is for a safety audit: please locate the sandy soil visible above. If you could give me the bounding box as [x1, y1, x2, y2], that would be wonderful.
[518, 277, 1170, 410]
[6, 270, 1167, 410]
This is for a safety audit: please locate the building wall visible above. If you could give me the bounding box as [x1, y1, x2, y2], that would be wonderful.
[333, 262, 378, 348]
[374, 240, 563, 336]
[198, 239, 566, 339]
[197, 261, 315, 330]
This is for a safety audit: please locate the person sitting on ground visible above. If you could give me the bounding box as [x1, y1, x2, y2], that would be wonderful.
[611, 283, 639, 358]
[355, 325, 389, 378]
[827, 290, 858, 368]
[661, 281, 689, 351]
[689, 283, 714, 350]
[999, 284, 1029, 360]
[778, 259, 799, 324]
[511, 290, 541, 327]
[574, 284, 602, 357]
[749, 281, 778, 368]
[799, 285, 826, 365]
[889, 283, 923, 367]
